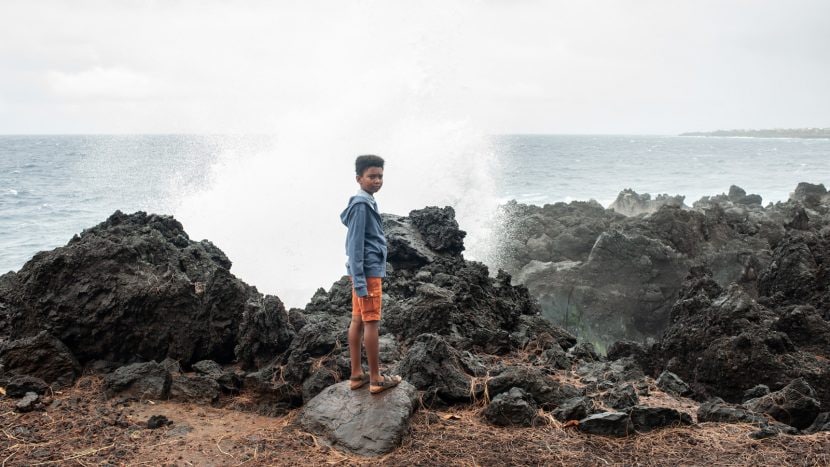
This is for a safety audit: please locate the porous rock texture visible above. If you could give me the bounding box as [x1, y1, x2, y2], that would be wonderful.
[0, 211, 287, 369]
[494, 183, 830, 348]
[246, 206, 575, 415]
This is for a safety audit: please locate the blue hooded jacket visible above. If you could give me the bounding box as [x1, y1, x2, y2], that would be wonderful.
[340, 191, 387, 297]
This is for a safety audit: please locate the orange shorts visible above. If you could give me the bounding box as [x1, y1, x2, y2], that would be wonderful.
[352, 277, 382, 322]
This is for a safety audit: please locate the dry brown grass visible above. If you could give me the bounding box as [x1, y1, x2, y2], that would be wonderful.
[2, 375, 830, 466]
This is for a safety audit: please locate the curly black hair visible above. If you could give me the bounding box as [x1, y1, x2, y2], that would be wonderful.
[355, 154, 385, 176]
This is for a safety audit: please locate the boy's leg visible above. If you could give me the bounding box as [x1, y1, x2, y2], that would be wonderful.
[363, 320, 380, 382]
[348, 315, 364, 379]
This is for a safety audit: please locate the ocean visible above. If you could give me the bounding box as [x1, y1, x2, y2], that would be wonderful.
[2, 134, 828, 307]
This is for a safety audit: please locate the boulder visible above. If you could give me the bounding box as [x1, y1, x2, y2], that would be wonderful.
[483, 387, 537, 427]
[656, 371, 692, 397]
[804, 412, 830, 434]
[168, 375, 220, 404]
[576, 357, 645, 388]
[569, 342, 601, 362]
[299, 380, 418, 456]
[749, 422, 799, 439]
[609, 189, 685, 217]
[602, 384, 639, 410]
[628, 406, 693, 432]
[743, 378, 821, 429]
[396, 334, 474, 405]
[408, 206, 466, 255]
[656, 268, 830, 407]
[697, 398, 766, 424]
[0, 331, 81, 387]
[605, 340, 651, 370]
[553, 396, 597, 422]
[578, 412, 632, 437]
[486, 366, 580, 409]
[791, 182, 827, 208]
[234, 295, 294, 370]
[742, 384, 770, 402]
[6, 375, 49, 398]
[2, 211, 258, 366]
[105, 361, 171, 400]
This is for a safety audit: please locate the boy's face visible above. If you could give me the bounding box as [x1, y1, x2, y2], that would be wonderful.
[357, 166, 383, 195]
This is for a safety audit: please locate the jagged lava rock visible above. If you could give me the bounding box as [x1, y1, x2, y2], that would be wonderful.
[656, 267, 830, 407]
[1, 211, 261, 366]
[697, 398, 767, 424]
[169, 374, 220, 404]
[299, 380, 418, 456]
[104, 361, 171, 400]
[578, 412, 632, 437]
[0, 331, 81, 387]
[628, 406, 693, 432]
[395, 333, 475, 405]
[743, 378, 821, 429]
[483, 387, 538, 427]
[609, 189, 685, 217]
[486, 366, 581, 409]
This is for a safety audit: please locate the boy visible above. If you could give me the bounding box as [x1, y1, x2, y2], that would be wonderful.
[340, 155, 402, 394]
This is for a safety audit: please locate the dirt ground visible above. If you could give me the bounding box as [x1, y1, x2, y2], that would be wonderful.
[2, 376, 830, 466]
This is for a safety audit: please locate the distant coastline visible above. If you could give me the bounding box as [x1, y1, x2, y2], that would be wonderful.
[680, 128, 830, 138]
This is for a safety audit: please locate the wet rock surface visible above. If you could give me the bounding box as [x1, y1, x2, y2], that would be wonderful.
[494, 183, 829, 349]
[299, 380, 418, 456]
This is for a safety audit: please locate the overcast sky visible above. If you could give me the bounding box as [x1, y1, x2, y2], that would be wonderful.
[1, 0, 828, 135]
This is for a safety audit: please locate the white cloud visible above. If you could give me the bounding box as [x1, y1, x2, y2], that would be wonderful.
[0, 0, 828, 134]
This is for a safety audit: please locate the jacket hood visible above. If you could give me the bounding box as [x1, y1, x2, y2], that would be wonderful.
[340, 195, 378, 226]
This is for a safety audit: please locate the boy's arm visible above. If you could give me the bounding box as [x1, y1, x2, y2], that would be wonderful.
[346, 203, 369, 297]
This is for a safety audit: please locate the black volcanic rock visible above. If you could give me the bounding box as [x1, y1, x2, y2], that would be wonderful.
[483, 387, 538, 427]
[486, 366, 581, 409]
[759, 232, 829, 308]
[493, 182, 830, 348]
[396, 333, 475, 405]
[656, 267, 830, 408]
[0, 330, 81, 387]
[408, 206, 466, 255]
[2, 211, 259, 366]
[609, 189, 685, 216]
[697, 398, 767, 424]
[743, 378, 821, 429]
[234, 295, 295, 370]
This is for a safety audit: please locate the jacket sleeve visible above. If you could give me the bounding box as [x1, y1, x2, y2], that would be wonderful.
[346, 203, 369, 297]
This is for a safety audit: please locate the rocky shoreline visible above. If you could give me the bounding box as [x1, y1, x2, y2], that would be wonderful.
[2, 182, 829, 459]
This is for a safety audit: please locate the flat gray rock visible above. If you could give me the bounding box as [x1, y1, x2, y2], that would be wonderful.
[299, 380, 418, 456]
